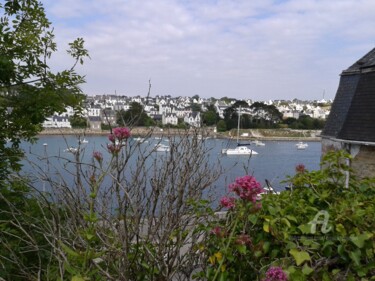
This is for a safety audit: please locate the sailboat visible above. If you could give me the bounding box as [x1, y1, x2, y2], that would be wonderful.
[222, 106, 258, 155]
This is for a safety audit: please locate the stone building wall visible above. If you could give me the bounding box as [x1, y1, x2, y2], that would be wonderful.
[322, 138, 375, 179]
[350, 145, 375, 179]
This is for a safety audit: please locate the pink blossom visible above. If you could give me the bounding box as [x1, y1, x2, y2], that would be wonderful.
[235, 234, 252, 246]
[210, 226, 225, 237]
[107, 144, 121, 155]
[113, 127, 131, 140]
[220, 196, 236, 209]
[108, 133, 116, 143]
[252, 202, 262, 212]
[93, 151, 103, 162]
[295, 163, 306, 174]
[229, 175, 264, 203]
[263, 266, 288, 281]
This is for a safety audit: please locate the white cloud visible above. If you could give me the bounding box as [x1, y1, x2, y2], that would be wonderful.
[43, 0, 375, 100]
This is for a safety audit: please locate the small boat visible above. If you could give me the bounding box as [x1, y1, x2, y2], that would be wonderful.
[79, 138, 88, 144]
[252, 140, 265, 146]
[154, 144, 170, 152]
[222, 106, 258, 155]
[134, 137, 146, 143]
[296, 142, 308, 150]
[222, 145, 258, 155]
[64, 147, 78, 153]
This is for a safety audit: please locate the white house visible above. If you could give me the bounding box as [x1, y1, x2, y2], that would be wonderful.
[43, 115, 71, 128]
[184, 112, 201, 127]
[162, 113, 178, 126]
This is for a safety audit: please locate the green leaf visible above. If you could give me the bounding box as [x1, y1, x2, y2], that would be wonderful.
[72, 276, 86, 281]
[302, 264, 313, 275]
[263, 221, 270, 233]
[281, 218, 291, 227]
[262, 241, 270, 253]
[350, 233, 373, 248]
[335, 223, 347, 236]
[349, 249, 361, 266]
[286, 215, 298, 222]
[86, 233, 94, 241]
[248, 214, 258, 225]
[289, 248, 311, 266]
[298, 223, 312, 234]
[60, 241, 80, 258]
[236, 244, 247, 254]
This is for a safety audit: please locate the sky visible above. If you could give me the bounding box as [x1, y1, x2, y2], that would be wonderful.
[43, 0, 375, 101]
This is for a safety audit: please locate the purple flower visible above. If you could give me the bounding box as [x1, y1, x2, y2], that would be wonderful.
[210, 226, 225, 237]
[229, 175, 264, 203]
[220, 196, 236, 209]
[263, 266, 288, 281]
[108, 133, 116, 143]
[295, 163, 306, 174]
[235, 234, 252, 246]
[113, 127, 131, 140]
[107, 144, 121, 155]
[93, 151, 103, 162]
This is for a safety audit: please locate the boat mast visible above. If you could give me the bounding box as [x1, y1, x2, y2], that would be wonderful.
[237, 106, 241, 143]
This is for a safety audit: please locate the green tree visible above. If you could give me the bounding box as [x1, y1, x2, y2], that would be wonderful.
[223, 100, 249, 130]
[202, 105, 220, 126]
[69, 115, 88, 128]
[202, 110, 218, 126]
[116, 102, 153, 126]
[0, 1, 89, 279]
[250, 102, 282, 128]
[216, 120, 227, 132]
[0, 0, 89, 178]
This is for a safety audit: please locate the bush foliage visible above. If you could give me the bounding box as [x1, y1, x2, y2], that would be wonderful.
[199, 150, 375, 280]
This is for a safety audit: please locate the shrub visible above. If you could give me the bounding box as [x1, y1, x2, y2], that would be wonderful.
[199, 150, 375, 280]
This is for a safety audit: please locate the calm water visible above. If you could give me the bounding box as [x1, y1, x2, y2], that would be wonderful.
[20, 135, 321, 199]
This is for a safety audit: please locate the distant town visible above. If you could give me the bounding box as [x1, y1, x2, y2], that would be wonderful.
[43, 94, 332, 131]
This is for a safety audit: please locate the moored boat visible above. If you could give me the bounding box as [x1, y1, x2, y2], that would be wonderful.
[296, 142, 308, 150]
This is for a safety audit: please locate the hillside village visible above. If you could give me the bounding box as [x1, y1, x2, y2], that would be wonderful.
[43, 94, 332, 130]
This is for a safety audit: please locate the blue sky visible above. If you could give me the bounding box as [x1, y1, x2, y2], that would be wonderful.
[43, 0, 375, 101]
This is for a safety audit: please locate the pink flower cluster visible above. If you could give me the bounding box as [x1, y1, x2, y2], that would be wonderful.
[93, 151, 103, 162]
[220, 175, 264, 209]
[295, 163, 306, 174]
[108, 127, 131, 143]
[263, 266, 288, 281]
[107, 143, 121, 155]
[235, 234, 252, 246]
[210, 226, 226, 238]
[107, 127, 131, 154]
[229, 175, 264, 203]
[220, 196, 236, 209]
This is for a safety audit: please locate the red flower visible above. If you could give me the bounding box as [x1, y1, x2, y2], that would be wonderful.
[229, 175, 264, 203]
[295, 163, 306, 174]
[113, 127, 131, 140]
[220, 196, 236, 209]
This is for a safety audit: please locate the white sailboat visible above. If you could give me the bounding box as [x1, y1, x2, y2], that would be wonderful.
[222, 106, 258, 155]
[296, 142, 308, 150]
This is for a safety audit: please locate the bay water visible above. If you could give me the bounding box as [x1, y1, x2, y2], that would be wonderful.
[20, 135, 321, 201]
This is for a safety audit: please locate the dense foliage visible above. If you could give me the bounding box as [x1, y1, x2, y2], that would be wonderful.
[0, 0, 89, 179]
[199, 150, 375, 280]
[283, 115, 326, 130]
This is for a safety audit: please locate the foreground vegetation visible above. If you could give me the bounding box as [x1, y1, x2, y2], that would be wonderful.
[1, 130, 374, 280]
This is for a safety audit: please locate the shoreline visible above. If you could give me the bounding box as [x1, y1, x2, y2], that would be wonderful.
[38, 128, 322, 142]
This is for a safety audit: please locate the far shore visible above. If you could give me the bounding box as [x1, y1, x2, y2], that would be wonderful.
[39, 128, 322, 142]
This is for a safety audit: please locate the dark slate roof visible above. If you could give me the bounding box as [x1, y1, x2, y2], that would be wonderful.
[343, 48, 375, 74]
[321, 48, 375, 142]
